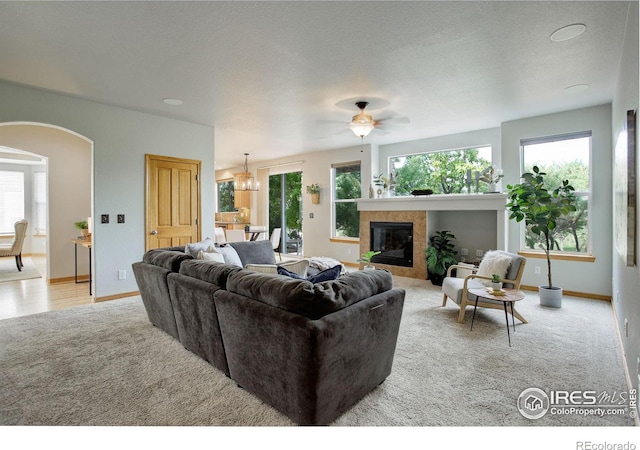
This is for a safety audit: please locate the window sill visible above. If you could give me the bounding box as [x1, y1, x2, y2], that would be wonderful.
[330, 237, 360, 244]
[518, 250, 595, 263]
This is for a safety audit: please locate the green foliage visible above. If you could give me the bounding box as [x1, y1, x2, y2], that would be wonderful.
[425, 230, 458, 276]
[74, 220, 88, 230]
[491, 273, 501, 283]
[306, 183, 320, 194]
[335, 166, 361, 238]
[358, 250, 381, 265]
[392, 149, 491, 195]
[506, 166, 577, 288]
[268, 172, 302, 238]
[217, 180, 235, 212]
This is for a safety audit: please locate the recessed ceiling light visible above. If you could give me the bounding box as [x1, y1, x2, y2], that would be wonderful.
[564, 84, 589, 94]
[163, 98, 183, 106]
[550, 23, 586, 42]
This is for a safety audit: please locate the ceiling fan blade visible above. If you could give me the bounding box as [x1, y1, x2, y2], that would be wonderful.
[372, 128, 391, 135]
[377, 116, 410, 127]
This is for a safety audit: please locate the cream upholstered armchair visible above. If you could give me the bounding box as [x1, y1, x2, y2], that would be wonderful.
[0, 219, 28, 271]
[441, 250, 527, 324]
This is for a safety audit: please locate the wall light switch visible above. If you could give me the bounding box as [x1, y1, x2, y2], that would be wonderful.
[101, 214, 109, 224]
[475, 249, 483, 257]
[117, 214, 125, 224]
[460, 248, 468, 256]
[309, 213, 314, 219]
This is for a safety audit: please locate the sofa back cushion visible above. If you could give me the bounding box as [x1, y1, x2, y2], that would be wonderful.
[227, 240, 276, 266]
[143, 249, 194, 272]
[179, 259, 243, 290]
[226, 269, 393, 319]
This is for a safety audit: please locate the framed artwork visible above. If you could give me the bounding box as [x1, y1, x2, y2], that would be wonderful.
[615, 109, 637, 267]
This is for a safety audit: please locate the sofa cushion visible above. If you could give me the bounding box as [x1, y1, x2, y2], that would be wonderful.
[143, 248, 194, 272]
[179, 259, 243, 290]
[217, 245, 243, 267]
[185, 237, 215, 257]
[246, 259, 309, 277]
[226, 269, 394, 319]
[227, 240, 276, 265]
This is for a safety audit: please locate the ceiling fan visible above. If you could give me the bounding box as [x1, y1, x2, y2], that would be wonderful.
[348, 101, 410, 139]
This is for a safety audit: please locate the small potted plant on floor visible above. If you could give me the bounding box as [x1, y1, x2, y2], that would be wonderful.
[358, 250, 381, 270]
[426, 230, 458, 286]
[506, 165, 577, 307]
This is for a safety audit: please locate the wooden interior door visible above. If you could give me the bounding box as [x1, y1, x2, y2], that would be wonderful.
[146, 154, 201, 251]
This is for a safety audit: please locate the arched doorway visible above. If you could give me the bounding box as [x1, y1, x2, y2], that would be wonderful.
[0, 122, 93, 286]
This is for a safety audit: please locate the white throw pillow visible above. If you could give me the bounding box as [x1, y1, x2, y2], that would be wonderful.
[246, 259, 310, 277]
[217, 245, 243, 268]
[185, 237, 214, 257]
[476, 251, 512, 284]
[197, 249, 225, 264]
[455, 262, 476, 279]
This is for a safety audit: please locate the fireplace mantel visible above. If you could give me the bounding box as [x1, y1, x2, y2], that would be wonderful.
[356, 193, 508, 211]
[357, 194, 508, 279]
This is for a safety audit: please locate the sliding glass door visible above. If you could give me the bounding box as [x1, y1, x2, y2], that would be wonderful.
[269, 172, 302, 255]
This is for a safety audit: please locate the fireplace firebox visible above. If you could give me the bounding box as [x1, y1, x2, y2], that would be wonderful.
[370, 222, 413, 267]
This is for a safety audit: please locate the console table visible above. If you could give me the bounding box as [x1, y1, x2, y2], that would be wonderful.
[71, 238, 92, 295]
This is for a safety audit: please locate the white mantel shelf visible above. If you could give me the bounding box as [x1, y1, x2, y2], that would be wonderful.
[357, 193, 508, 211]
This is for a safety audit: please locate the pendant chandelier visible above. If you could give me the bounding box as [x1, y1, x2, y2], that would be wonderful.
[234, 153, 260, 191]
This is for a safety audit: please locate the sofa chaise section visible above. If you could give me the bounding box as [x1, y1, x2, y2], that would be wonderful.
[214, 269, 405, 425]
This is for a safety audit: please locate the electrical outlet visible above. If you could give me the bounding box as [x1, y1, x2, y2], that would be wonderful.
[118, 270, 126, 280]
[309, 213, 314, 219]
[534, 266, 541, 275]
[625, 319, 629, 338]
[101, 214, 109, 224]
[117, 214, 125, 224]
[460, 248, 469, 256]
[475, 249, 483, 257]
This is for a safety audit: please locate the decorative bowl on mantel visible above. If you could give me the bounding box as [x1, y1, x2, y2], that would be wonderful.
[411, 189, 434, 196]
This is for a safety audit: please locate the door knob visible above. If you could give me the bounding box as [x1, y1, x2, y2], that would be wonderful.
[150, 230, 158, 235]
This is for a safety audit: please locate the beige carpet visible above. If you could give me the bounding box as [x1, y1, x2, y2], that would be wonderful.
[0, 257, 41, 282]
[0, 276, 635, 429]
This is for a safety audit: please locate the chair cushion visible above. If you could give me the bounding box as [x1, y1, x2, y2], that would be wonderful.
[442, 277, 485, 305]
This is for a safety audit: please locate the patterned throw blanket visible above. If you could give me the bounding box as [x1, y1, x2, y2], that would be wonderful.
[308, 256, 346, 274]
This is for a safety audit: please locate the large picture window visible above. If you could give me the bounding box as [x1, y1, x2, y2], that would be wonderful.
[521, 132, 591, 254]
[0, 170, 25, 234]
[333, 162, 361, 239]
[390, 146, 492, 195]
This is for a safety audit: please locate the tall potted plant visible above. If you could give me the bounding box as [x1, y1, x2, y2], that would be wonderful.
[426, 230, 458, 286]
[506, 166, 577, 307]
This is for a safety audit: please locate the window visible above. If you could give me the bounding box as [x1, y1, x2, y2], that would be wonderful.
[217, 179, 235, 212]
[0, 170, 25, 234]
[390, 146, 492, 195]
[521, 132, 591, 254]
[333, 162, 361, 238]
[33, 171, 47, 235]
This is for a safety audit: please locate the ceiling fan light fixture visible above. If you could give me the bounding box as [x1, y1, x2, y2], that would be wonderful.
[349, 101, 375, 137]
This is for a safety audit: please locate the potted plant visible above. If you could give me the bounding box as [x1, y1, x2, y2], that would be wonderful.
[425, 230, 458, 286]
[506, 165, 577, 307]
[358, 250, 381, 270]
[74, 220, 90, 239]
[306, 183, 320, 204]
[373, 173, 396, 197]
[491, 274, 503, 292]
[479, 166, 504, 193]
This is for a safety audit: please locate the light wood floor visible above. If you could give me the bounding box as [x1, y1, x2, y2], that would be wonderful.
[0, 256, 95, 321]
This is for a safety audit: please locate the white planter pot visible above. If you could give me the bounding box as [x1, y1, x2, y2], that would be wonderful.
[539, 285, 563, 308]
[491, 282, 503, 292]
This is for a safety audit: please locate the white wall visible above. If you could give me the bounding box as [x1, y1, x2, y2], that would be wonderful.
[0, 81, 215, 298]
[611, 0, 639, 404]
[0, 124, 91, 280]
[502, 104, 613, 297]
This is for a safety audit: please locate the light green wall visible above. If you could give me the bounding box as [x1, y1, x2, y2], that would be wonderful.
[611, 0, 640, 406]
[0, 81, 215, 298]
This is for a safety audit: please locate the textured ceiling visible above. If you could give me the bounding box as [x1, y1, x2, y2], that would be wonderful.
[0, 1, 632, 169]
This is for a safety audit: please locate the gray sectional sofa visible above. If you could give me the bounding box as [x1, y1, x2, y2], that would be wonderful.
[132, 240, 405, 425]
